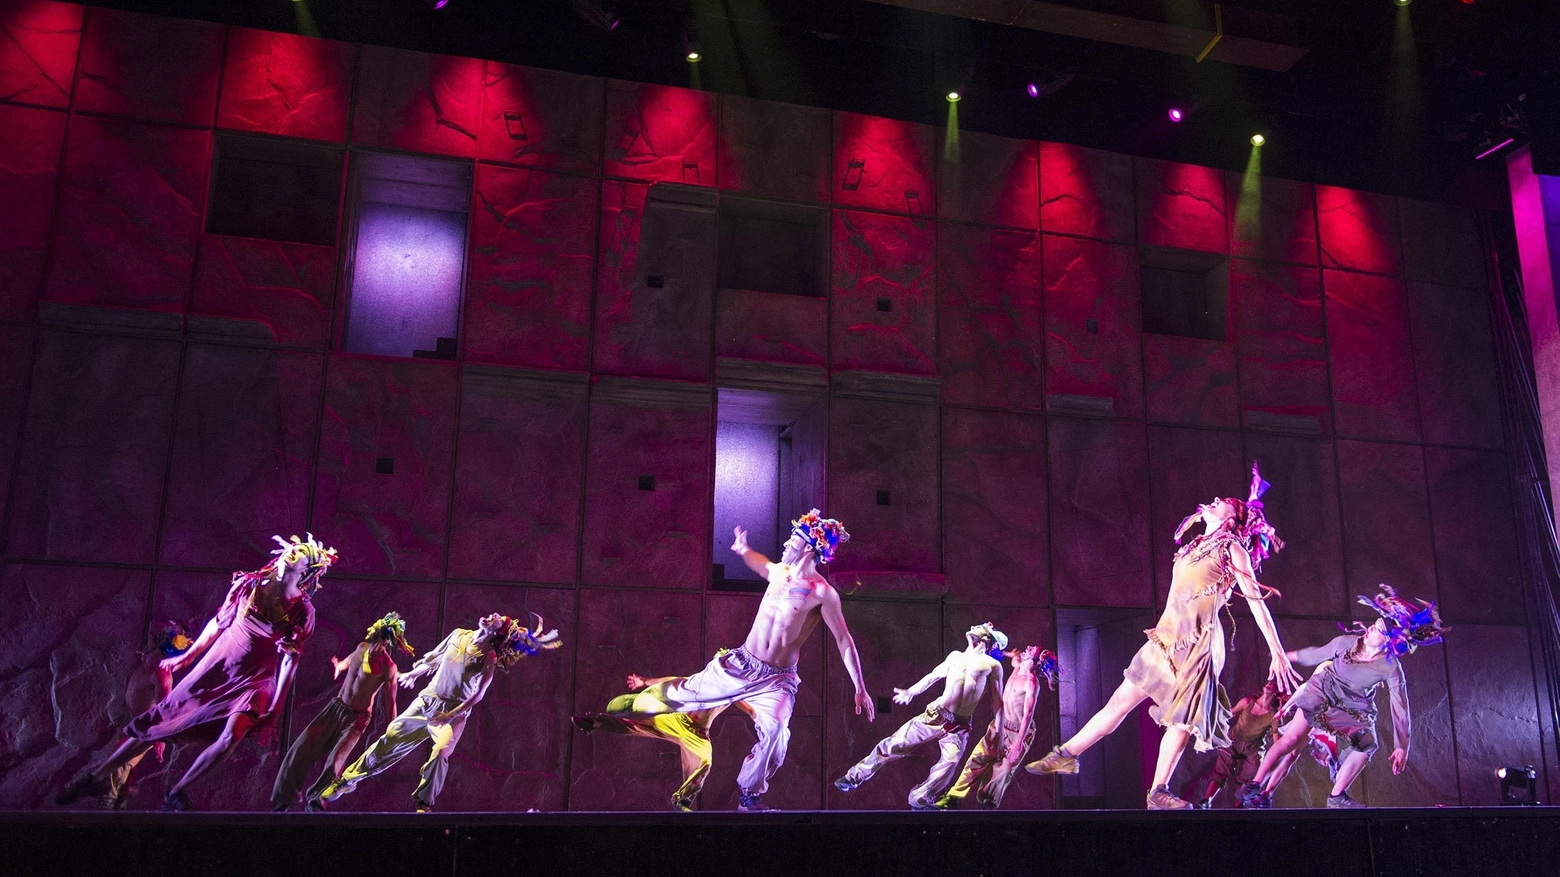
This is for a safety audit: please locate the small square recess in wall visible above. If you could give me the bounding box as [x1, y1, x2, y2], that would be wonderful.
[375, 457, 394, 474]
[638, 475, 656, 491]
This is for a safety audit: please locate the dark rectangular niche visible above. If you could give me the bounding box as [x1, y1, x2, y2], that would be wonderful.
[206, 134, 344, 246]
[717, 196, 828, 298]
[1138, 246, 1229, 342]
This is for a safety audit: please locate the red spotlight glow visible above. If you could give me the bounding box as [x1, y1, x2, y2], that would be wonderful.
[1168, 108, 1184, 122]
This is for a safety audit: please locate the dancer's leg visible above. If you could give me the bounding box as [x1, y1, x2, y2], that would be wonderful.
[1150, 727, 1191, 789]
[1329, 750, 1371, 797]
[1060, 678, 1150, 756]
[1250, 714, 1309, 787]
[168, 712, 256, 796]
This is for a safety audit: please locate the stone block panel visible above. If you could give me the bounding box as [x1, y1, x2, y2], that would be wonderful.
[310, 356, 458, 579]
[832, 112, 935, 216]
[448, 369, 587, 585]
[941, 408, 1049, 606]
[831, 209, 936, 375]
[465, 165, 596, 371]
[1399, 197, 1484, 289]
[1446, 625, 1544, 806]
[479, 62, 605, 173]
[1039, 141, 1133, 244]
[0, 104, 64, 322]
[217, 27, 353, 143]
[1047, 417, 1153, 608]
[1226, 172, 1316, 266]
[6, 330, 179, 564]
[714, 288, 827, 367]
[602, 81, 715, 185]
[74, 7, 222, 126]
[1408, 281, 1502, 450]
[1425, 447, 1522, 625]
[1230, 260, 1329, 431]
[1242, 433, 1346, 619]
[1361, 645, 1459, 806]
[938, 224, 1042, 411]
[1325, 269, 1421, 442]
[352, 46, 481, 158]
[1316, 184, 1401, 276]
[1042, 235, 1143, 419]
[826, 398, 939, 574]
[45, 116, 209, 313]
[0, 0, 82, 109]
[160, 345, 324, 569]
[190, 235, 337, 349]
[1146, 426, 1245, 606]
[718, 95, 830, 204]
[1137, 158, 1228, 254]
[1142, 335, 1238, 428]
[939, 130, 1038, 230]
[1336, 440, 1437, 608]
[0, 325, 33, 529]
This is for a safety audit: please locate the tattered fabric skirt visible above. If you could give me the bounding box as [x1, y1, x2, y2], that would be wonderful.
[1123, 626, 1232, 753]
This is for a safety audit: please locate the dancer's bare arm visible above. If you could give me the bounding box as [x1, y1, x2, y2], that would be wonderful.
[626, 673, 677, 691]
[1230, 543, 1302, 692]
[730, 526, 772, 576]
[820, 585, 875, 721]
[401, 632, 455, 688]
[894, 656, 950, 705]
[161, 616, 221, 674]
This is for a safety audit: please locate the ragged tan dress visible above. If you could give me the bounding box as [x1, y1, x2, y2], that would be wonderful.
[1123, 531, 1243, 752]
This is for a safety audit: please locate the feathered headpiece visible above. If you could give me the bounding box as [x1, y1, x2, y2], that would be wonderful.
[968, 622, 1009, 659]
[1036, 648, 1060, 691]
[366, 611, 415, 655]
[479, 612, 563, 669]
[1347, 584, 1448, 656]
[157, 621, 194, 658]
[1173, 461, 1285, 573]
[269, 533, 339, 588]
[791, 509, 850, 564]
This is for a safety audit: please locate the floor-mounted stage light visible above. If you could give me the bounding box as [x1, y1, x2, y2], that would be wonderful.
[1497, 766, 1539, 805]
[683, 32, 702, 62]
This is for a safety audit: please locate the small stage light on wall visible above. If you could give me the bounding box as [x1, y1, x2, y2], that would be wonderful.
[1025, 71, 1075, 100]
[684, 34, 702, 62]
[1394, 0, 1410, 6]
[1497, 766, 1540, 805]
[946, 91, 961, 103]
[1250, 133, 1266, 146]
[423, 0, 449, 9]
[1168, 108, 1184, 122]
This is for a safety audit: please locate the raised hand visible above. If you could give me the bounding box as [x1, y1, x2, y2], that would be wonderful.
[1389, 748, 1408, 775]
[731, 526, 750, 555]
[1268, 651, 1302, 694]
[626, 673, 649, 691]
[892, 687, 914, 706]
[855, 688, 877, 721]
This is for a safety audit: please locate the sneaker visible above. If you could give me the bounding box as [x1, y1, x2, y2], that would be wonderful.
[1326, 792, 1365, 809]
[1234, 781, 1266, 808]
[414, 801, 433, 813]
[55, 774, 109, 806]
[161, 790, 193, 812]
[1024, 746, 1080, 776]
[737, 791, 770, 812]
[318, 780, 347, 803]
[1194, 798, 1213, 810]
[672, 796, 694, 812]
[1146, 786, 1192, 810]
[1252, 791, 1274, 809]
[910, 802, 941, 811]
[304, 799, 325, 813]
[933, 794, 957, 810]
[833, 775, 860, 793]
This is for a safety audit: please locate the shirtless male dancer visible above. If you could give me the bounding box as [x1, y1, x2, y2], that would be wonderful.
[602, 509, 874, 811]
[834, 623, 1007, 809]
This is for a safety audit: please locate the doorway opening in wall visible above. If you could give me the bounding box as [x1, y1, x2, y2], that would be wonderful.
[712, 387, 827, 591]
[1138, 246, 1229, 342]
[207, 134, 343, 246]
[1055, 607, 1158, 809]
[717, 196, 829, 298]
[341, 152, 473, 359]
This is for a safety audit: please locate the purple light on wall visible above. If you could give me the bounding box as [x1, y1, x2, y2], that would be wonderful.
[713, 421, 780, 581]
[344, 203, 467, 358]
[1168, 108, 1184, 123]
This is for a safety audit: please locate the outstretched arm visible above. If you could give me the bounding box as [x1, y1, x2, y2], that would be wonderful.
[1388, 661, 1411, 773]
[730, 526, 773, 577]
[1230, 543, 1301, 692]
[894, 657, 950, 705]
[432, 664, 496, 725]
[161, 616, 222, 675]
[401, 631, 455, 688]
[819, 585, 875, 721]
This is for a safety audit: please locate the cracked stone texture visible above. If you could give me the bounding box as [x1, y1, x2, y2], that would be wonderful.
[592, 181, 716, 381]
[351, 46, 481, 159]
[465, 164, 596, 371]
[190, 235, 337, 349]
[939, 130, 1038, 230]
[448, 368, 586, 585]
[822, 598, 944, 810]
[6, 330, 179, 564]
[160, 345, 322, 569]
[1241, 432, 1347, 619]
[1316, 184, 1402, 277]
[73, 7, 221, 125]
[602, 81, 715, 185]
[1398, 197, 1484, 290]
[0, 564, 151, 809]
[714, 288, 827, 366]
[310, 356, 457, 579]
[941, 604, 1058, 810]
[1408, 281, 1503, 450]
[1042, 235, 1144, 419]
[1039, 141, 1134, 244]
[1143, 335, 1238, 428]
[1445, 624, 1545, 806]
[432, 583, 575, 811]
[44, 116, 209, 312]
[1324, 269, 1422, 442]
[938, 224, 1042, 410]
[826, 398, 940, 574]
[1337, 440, 1438, 609]
[1146, 426, 1245, 607]
[0, 325, 33, 529]
[832, 111, 935, 216]
[1047, 416, 1153, 608]
[1230, 260, 1330, 431]
[580, 391, 712, 590]
[568, 587, 705, 810]
[1425, 447, 1523, 626]
[0, 103, 63, 322]
[717, 94, 830, 203]
[0, 0, 81, 109]
[273, 576, 441, 813]
[831, 209, 936, 375]
[216, 27, 352, 143]
[1224, 172, 1316, 266]
[941, 408, 1049, 606]
[1136, 157, 1228, 254]
[479, 62, 605, 173]
[1361, 643, 1461, 806]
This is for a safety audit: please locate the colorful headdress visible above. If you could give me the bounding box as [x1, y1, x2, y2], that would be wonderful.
[269, 533, 339, 588]
[1348, 584, 1448, 656]
[157, 621, 194, 658]
[790, 509, 849, 564]
[968, 622, 1009, 659]
[1173, 461, 1284, 573]
[479, 612, 563, 669]
[366, 612, 415, 655]
[1035, 647, 1061, 691]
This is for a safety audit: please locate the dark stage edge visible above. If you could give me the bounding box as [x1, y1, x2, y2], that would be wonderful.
[4, 807, 1559, 877]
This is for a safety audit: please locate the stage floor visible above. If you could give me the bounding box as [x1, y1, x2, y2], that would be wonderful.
[4, 807, 1559, 877]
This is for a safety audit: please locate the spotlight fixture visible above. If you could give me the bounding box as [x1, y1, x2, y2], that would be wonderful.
[1026, 83, 1040, 98]
[1250, 134, 1265, 146]
[683, 32, 701, 62]
[1168, 108, 1184, 123]
[1394, 0, 1410, 5]
[1497, 766, 1539, 805]
[423, 0, 449, 9]
[947, 91, 961, 103]
[571, 0, 620, 31]
[1025, 71, 1075, 100]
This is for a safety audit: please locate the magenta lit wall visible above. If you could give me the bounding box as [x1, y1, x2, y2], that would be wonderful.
[0, 0, 1541, 812]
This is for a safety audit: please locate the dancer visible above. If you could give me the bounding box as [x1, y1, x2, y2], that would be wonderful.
[97, 622, 193, 809]
[1239, 585, 1445, 809]
[1025, 463, 1301, 810]
[600, 509, 874, 812]
[1195, 681, 1284, 808]
[271, 612, 414, 811]
[57, 535, 336, 811]
[935, 646, 1060, 810]
[835, 623, 1007, 810]
[573, 672, 728, 811]
[319, 613, 560, 812]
